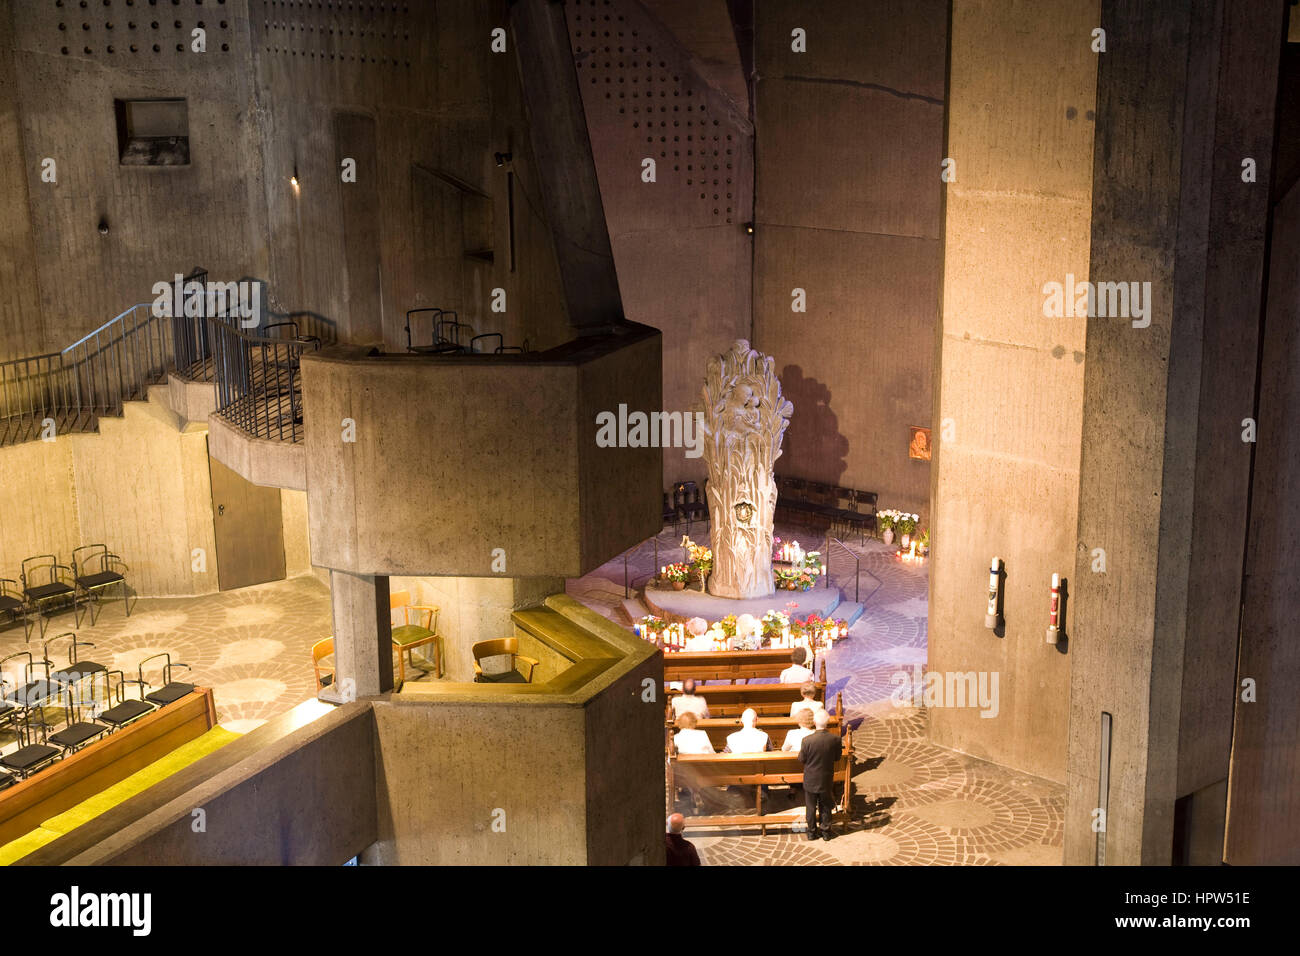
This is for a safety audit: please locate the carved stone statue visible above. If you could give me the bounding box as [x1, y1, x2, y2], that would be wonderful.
[699, 340, 793, 599]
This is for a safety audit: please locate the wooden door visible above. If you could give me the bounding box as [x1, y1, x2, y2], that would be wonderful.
[208, 452, 286, 591]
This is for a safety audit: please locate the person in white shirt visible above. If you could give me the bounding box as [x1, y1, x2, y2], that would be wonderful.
[724, 708, 770, 753]
[672, 712, 715, 755]
[781, 707, 817, 752]
[790, 681, 826, 718]
[780, 647, 814, 685]
[671, 678, 710, 720]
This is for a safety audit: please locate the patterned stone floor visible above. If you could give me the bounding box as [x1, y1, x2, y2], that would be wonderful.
[0, 574, 333, 748]
[568, 522, 1066, 866]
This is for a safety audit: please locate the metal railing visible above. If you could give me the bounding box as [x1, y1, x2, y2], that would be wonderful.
[624, 536, 666, 599]
[823, 535, 882, 606]
[210, 319, 320, 443]
[0, 303, 172, 447]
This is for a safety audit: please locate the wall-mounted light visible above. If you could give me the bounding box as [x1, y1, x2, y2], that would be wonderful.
[743, 222, 755, 235]
[985, 556, 1001, 629]
[97, 217, 109, 236]
[290, 164, 300, 189]
[494, 150, 513, 168]
[1046, 572, 1062, 644]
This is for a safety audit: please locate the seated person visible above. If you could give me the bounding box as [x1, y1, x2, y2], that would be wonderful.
[671, 678, 710, 720]
[780, 647, 814, 685]
[724, 708, 770, 753]
[781, 707, 817, 752]
[790, 681, 826, 718]
[672, 711, 715, 755]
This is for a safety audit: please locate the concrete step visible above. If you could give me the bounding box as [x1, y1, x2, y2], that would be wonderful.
[834, 602, 866, 629]
[618, 596, 650, 626]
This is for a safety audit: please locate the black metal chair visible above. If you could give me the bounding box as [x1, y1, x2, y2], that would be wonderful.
[46, 673, 111, 754]
[94, 669, 156, 731]
[404, 307, 447, 353]
[662, 491, 680, 531]
[673, 482, 707, 533]
[72, 545, 130, 627]
[0, 652, 63, 777]
[44, 632, 108, 710]
[20, 555, 76, 639]
[134, 653, 194, 707]
[0, 577, 29, 640]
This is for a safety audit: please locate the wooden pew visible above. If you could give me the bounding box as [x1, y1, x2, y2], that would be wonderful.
[0, 688, 217, 847]
[664, 649, 825, 685]
[666, 680, 827, 718]
[667, 726, 854, 834]
[667, 695, 844, 751]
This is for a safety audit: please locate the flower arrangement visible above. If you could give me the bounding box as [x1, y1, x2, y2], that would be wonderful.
[637, 614, 664, 629]
[919, 530, 930, 551]
[719, 614, 738, 639]
[896, 513, 919, 537]
[663, 562, 690, 584]
[687, 544, 713, 577]
[761, 609, 790, 641]
[735, 613, 762, 650]
[775, 566, 818, 591]
[877, 509, 900, 533]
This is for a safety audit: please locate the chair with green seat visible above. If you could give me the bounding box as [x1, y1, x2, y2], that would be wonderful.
[472, 637, 539, 684]
[390, 590, 441, 686]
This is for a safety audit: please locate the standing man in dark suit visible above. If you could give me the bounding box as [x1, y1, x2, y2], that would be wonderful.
[798, 708, 843, 840]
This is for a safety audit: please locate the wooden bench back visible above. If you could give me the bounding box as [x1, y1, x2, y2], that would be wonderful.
[664, 649, 824, 684]
[667, 681, 827, 717]
[669, 727, 852, 788]
[671, 712, 843, 751]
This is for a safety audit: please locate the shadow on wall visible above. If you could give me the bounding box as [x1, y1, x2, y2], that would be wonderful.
[778, 365, 848, 482]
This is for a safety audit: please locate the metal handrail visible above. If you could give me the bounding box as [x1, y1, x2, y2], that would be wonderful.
[823, 535, 882, 605]
[209, 319, 320, 443]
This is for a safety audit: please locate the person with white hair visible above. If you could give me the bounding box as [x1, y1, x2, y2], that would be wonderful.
[672, 711, 715, 755]
[781, 706, 817, 752]
[723, 707, 770, 753]
[790, 681, 826, 718]
[798, 707, 844, 840]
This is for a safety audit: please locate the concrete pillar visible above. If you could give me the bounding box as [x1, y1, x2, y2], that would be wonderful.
[509, 0, 624, 331]
[330, 570, 393, 698]
[1065, 0, 1284, 865]
[929, 0, 1099, 783]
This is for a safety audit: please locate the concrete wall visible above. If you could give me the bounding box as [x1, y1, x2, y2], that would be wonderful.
[750, 0, 946, 520]
[302, 329, 662, 580]
[0, 0, 573, 361]
[1225, 178, 1300, 865]
[569, 0, 754, 487]
[0, 389, 312, 597]
[928, 0, 1097, 782]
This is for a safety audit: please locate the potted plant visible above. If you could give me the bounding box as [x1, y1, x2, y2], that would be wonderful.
[878, 509, 898, 546]
[686, 543, 713, 592]
[896, 512, 919, 547]
[664, 562, 690, 589]
[919, 529, 930, 555]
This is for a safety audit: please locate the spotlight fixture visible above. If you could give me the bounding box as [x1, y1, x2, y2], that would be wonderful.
[743, 222, 755, 235]
[97, 218, 109, 236]
[494, 151, 513, 167]
[290, 165, 300, 189]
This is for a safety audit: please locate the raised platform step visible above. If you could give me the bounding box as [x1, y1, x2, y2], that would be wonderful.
[835, 602, 866, 629]
[618, 597, 649, 626]
[644, 584, 845, 624]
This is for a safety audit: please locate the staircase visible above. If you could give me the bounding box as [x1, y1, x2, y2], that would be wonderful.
[0, 303, 170, 448]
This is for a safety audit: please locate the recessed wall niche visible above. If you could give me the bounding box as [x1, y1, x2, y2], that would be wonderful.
[114, 97, 190, 166]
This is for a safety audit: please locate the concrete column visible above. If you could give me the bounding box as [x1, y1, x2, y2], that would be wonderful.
[330, 570, 393, 698]
[929, 0, 1099, 783]
[1066, 0, 1284, 865]
[509, 0, 624, 331]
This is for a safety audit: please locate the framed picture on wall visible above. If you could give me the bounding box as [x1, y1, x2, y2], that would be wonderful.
[909, 426, 931, 461]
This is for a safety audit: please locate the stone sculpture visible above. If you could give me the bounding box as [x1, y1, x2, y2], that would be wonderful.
[699, 340, 794, 599]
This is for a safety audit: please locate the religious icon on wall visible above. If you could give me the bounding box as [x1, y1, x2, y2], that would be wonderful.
[909, 426, 931, 461]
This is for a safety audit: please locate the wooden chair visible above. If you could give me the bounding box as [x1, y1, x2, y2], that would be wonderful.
[311, 637, 335, 692]
[472, 637, 539, 684]
[390, 590, 441, 686]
